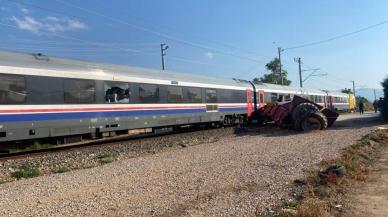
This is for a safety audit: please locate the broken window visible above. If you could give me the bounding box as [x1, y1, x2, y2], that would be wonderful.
[104, 82, 130, 103]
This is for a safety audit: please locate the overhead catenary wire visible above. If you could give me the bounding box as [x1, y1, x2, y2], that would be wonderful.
[300, 64, 356, 90]
[0, 22, 234, 69]
[51, 0, 267, 64]
[8, 0, 270, 60]
[284, 19, 388, 50]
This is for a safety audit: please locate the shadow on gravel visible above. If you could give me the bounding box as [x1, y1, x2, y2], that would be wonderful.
[233, 123, 298, 138]
[234, 114, 383, 138]
[329, 115, 383, 130]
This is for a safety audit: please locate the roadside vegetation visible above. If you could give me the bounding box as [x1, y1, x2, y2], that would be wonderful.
[11, 163, 40, 179]
[97, 153, 115, 164]
[274, 129, 388, 217]
[8, 142, 54, 154]
[381, 78, 388, 121]
[52, 166, 72, 174]
[0, 128, 226, 184]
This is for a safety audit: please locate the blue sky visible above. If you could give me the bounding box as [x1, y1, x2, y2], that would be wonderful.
[0, 0, 387, 98]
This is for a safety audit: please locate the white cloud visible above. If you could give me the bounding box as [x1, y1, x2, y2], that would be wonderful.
[10, 16, 41, 34]
[10, 15, 87, 34]
[205, 52, 214, 59]
[21, 8, 29, 14]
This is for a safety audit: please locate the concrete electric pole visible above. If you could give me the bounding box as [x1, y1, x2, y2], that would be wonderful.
[160, 43, 169, 70]
[352, 80, 356, 97]
[294, 57, 302, 88]
[278, 47, 283, 85]
[294, 58, 324, 88]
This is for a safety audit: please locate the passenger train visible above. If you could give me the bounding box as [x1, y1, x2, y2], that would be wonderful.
[0, 51, 355, 144]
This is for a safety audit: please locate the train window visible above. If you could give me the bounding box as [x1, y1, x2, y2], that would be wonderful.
[0, 74, 26, 104]
[218, 89, 245, 103]
[217, 89, 231, 103]
[167, 86, 183, 103]
[271, 93, 278, 102]
[187, 87, 202, 103]
[231, 90, 245, 103]
[139, 84, 159, 103]
[104, 82, 130, 103]
[278, 94, 285, 102]
[64, 79, 95, 104]
[264, 92, 272, 103]
[316, 96, 322, 103]
[284, 94, 291, 101]
[309, 95, 315, 102]
[314, 96, 318, 103]
[205, 89, 217, 103]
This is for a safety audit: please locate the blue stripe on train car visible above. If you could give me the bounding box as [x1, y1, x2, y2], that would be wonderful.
[0, 107, 246, 122]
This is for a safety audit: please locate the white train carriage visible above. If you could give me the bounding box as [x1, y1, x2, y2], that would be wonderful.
[0, 51, 253, 143]
[252, 82, 351, 111]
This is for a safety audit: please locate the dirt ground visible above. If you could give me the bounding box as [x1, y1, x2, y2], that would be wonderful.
[346, 145, 388, 217]
[0, 112, 383, 217]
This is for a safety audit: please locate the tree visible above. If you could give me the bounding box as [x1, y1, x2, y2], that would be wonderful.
[381, 78, 388, 120]
[356, 96, 374, 111]
[252, 58, 291, 85]
[341, 88, 352, 94]
[356, 96, 369, 104]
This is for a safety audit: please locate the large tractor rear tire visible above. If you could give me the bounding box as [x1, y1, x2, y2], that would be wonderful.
[300, 112, 328, 131]
[292, 103, 320, 130]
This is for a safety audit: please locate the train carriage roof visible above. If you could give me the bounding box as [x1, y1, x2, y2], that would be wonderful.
[253, 82, 328, 95]
[0, 50, 250, 90]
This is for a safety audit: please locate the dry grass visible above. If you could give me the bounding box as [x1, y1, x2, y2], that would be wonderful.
[275, 129, 388, 217]
[297, 198, 328, 217]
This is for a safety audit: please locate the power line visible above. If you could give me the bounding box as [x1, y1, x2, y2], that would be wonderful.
[7, 0, 88, 21]
[284, 19, 388, 50]
[9, 0, 270, 59]
[52, 0, 267, 63]
[0, 22, 232, 69]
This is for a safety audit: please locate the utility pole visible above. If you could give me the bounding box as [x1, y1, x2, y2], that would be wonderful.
[294, 57, 303, 88]
[278, 47, 283, 85]
[352, 80, 356, 97]
[160, 43, 169, 70]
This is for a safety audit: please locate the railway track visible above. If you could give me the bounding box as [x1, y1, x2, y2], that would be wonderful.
[0, 124, 238, 161]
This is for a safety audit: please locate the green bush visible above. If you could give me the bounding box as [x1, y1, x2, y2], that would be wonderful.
[11, 163, 40, 179]
[52, 166, 71, 173]
[97, 153, 114, 164]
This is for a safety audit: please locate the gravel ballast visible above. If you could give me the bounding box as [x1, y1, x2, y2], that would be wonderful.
[0, 113, 383, 216]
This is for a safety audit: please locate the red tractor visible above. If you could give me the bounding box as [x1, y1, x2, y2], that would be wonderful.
[260, 96, 339, 131]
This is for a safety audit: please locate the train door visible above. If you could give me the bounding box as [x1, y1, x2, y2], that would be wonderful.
[324, 95, 328, 108]
[246, 88, 254, 118]
[257, 90, 265, 109]
[328, 96, 334, 110]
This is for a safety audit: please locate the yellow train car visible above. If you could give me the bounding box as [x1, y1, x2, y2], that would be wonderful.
[348, 93, 356, 111]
